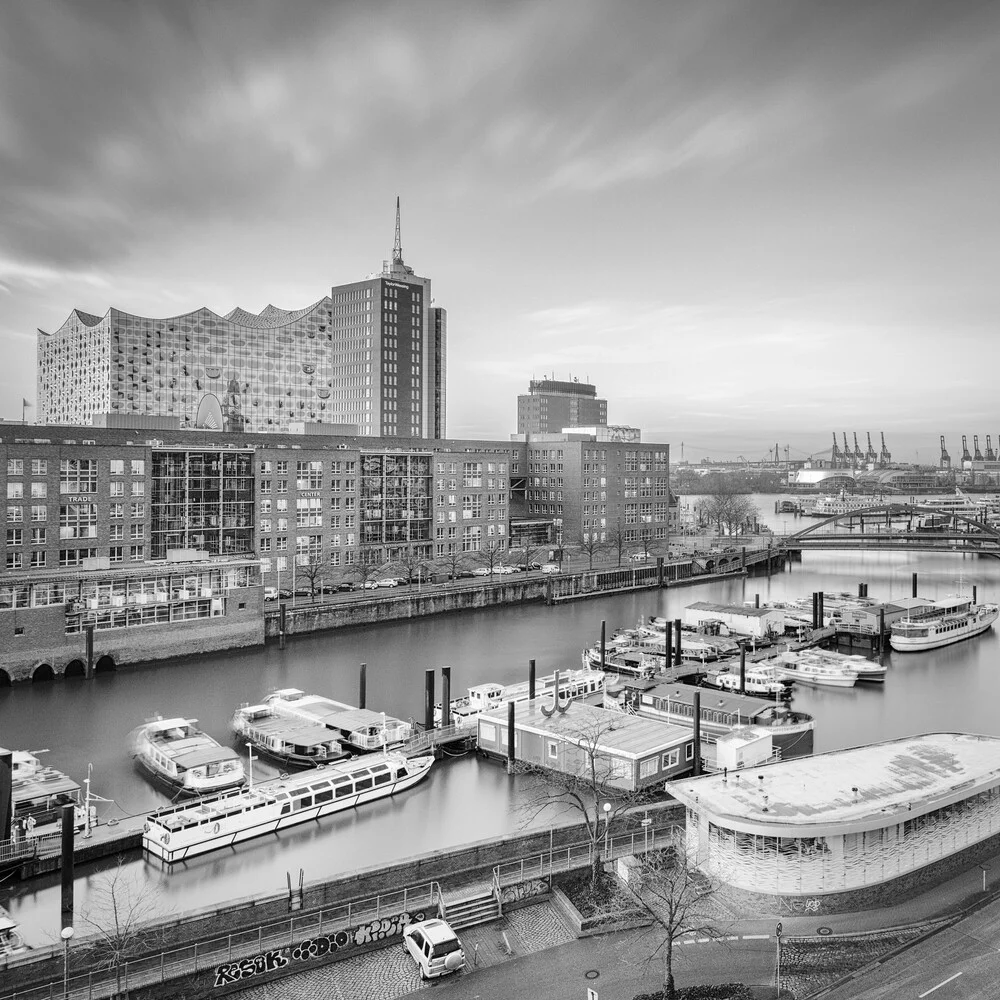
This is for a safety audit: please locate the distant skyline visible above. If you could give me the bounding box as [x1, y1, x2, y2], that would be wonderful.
[1, 1, 998, 463]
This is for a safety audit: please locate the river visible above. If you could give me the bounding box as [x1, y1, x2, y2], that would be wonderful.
[3, 495, 999, 947]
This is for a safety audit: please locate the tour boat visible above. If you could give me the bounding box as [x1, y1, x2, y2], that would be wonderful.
[781, 648, 887, 683]
[707, 665, 790, 698]
[10, 751, 93, 837]
[128, 717, 246, 797]
[604, 680, 815, 761]
[142, 751, 434, 864]
[889, 597, 999, 652]
[772, 655, 858, 688]
[262, 689, 413, 752]
[437, 666, 606, 727]
[231, 703, 352, 768]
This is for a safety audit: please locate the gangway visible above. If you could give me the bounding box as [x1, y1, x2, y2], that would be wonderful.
[401, 722, 475, 758]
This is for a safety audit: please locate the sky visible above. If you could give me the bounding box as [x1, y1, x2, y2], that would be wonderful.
[1, 0, 998, 463]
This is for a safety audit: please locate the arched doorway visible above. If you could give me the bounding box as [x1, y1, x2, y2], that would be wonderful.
[94, 655, 117, 675]
[63, 660, 87, 679]
[31, 663, 55, 683]
[0, 669, 11, 687]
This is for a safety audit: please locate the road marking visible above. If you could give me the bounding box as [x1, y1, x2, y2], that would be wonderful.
[743, 934, 770, 940]
[918, 972, 963, 998]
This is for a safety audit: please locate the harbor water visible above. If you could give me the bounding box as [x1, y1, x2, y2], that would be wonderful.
[3, 496, 999, 947]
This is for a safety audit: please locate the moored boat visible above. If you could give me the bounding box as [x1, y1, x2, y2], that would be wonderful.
[773, 655, 858, 688]
[263, 689, 413, 752]
[889, 597, 999, 652]
[707, 665, 790, 698]
[232, 703, 352, 768]
[781, 648, 886, 683]
[142, 751, 434, 864]
[0, 906, 28, 957]
[10, 751, 93, 837]
[128, 717, 245, 797]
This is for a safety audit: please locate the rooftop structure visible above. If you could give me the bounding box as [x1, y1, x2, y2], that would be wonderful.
[517, 378, 607, 435]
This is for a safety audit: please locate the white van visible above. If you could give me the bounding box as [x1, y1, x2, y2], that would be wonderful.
[540, 563, 561, 574]
[402, 918, 465, 979]
[263, 587, 278, 601]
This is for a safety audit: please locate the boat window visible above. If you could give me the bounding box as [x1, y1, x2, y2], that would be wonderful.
[280, 803, 291, 815]
[315, 789, 333, 803]
[355, 776, 373, 791]
[335, 783, 354, 798]
[295, 796, 312, 810]
[373, 771, 391, 786]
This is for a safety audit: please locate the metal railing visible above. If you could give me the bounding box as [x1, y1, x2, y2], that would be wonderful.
[0, 881, 442, 1000]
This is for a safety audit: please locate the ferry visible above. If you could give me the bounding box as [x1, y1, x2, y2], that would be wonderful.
[263, 689, 413, 752]
[436, 666, 606, 727]
[889, 597, 999, 652]
[805, 495, 883, 518]
[604, 680, 815, 761]
[142, 751, 434, 864]
[10, 751, 93, 837]
[128, 718, 246, 797]
[231, 703, 352, 768]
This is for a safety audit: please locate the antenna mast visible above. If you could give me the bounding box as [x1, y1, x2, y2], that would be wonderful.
[392, 196, 403, 264]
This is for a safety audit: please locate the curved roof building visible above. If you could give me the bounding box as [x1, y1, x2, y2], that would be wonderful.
[669, 733, 1000, 908]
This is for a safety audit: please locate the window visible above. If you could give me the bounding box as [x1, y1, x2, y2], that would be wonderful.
[59, 503, 98, 539]
[685, 743, 694, 761]
[6, 528, 23, 546]
[110, 481, 124, 497]
[275, 461, 287, 475]
[547, 741, 558, 760]
[6, 506, 22, 523]
[109, 503, 123, 519]
[260, 499, 272, 515]
[30, 482, 47, 499]
[259, 461, 272, 474]
[59, 548, 96, 567]
[30, 505, 46, 522]
[130, 524, 144, 541]
[30, 528, 45, 545]
[131, 481, 145, 497]
[260, 479, 272, 495]
[31, 459, 47, 476]
[7, 483, 23, 500]
[260, 557, 271, 573]
[109, 459, 124, 475]
[259, 518, 272, 533]
[109, 545, 124, 563]
[7, 459, 23, 476]
[110, 524, 124, 541]
[661, 750, 680, 769]
[296, 461, 323, 490]
[639, 758, 658, 779]
[130, 459, 145, 476]
[29, 551, 46, 568]
[60, 459, 97, 494]
[130, 502, 145, 518]
[130, 545, 144, 561]
[6, 552, 22, 570]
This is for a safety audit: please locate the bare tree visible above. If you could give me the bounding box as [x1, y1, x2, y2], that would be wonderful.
[606, 518, 629, 567]
[385, 545, 430, 586]
[510, 542, 546, 570]
[475, 540, 506, 576]
[626, 833, 726, 1000]
[634, 527, 655, 563]
[435, 546, 470, 581]
[519, 708, 642, 888]
[295, 553, 326, 601]
[348, 557, 382, 591]
[78, 858, 167, 998]
[578, 532, 605, 570]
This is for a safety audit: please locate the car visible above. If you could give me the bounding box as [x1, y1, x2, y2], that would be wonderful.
[496, 565, 518, 575]
[540, 563, 561, 574]
[402, 918, 465, 980]
[361, 580, 380, 589]
[629, 552, 648, 562]
[263, 586, 278, 601]
[471, 567, 492, 576]
[376, 578, 400, 588]
[337, 582, 356, 591]
[278, 589, 293, 600]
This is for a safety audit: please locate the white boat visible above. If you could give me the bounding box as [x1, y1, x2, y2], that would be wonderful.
[10, 751, 93, 837]
[709, 665, 790, 698]
[0, 906, 28, 957]
[142, 751, 434, 864]
[777, 649, 886, 683]
[232, 703, 352, 768]
[437, 667, 606, 727]
[128, 717, 245, 797]
[263, 689, 413, 752]
[889, 597, 999, 652]
[773, 655, 858, 688]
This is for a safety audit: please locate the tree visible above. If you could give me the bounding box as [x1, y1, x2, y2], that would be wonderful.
[78, 857, 167, 998]
[435, 546, 470, 581]
[519, 706, 643, 888]
[385, 545, 430, 586]
[578, 531, 605, 570]
[626, 833, 726, 1000]
[510, 541, 546, 570]
[475, 540, 506, 576]
[634, 527, 655, 563]
[348, 556, 382, 591]
[295, 553, 326, 601]
[606, 518, 629, 567]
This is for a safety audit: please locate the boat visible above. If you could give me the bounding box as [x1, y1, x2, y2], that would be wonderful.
[10, 751, 93, 837]
[889, 597, 999, 652]
[436, 666, 606, 728]
[262, 689, 413, 752]
[780, 648, 887, 683]
[231, 703, 353, 768]
[805, 495, 884, 517]
[142, 751, 434, 864]
[0, 906, 28, 957]
[128, 718, 246, 797]
[772, 654, 858, 688]
[707, 664, 790, 698]
[604, 680, 815, 761]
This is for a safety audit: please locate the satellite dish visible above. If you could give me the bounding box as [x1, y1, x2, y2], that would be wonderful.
[194, 393, 224, 430]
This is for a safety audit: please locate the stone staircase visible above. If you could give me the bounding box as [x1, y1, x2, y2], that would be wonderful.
[442, 889, 501, 930]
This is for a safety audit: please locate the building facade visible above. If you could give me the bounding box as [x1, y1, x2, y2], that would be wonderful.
[36, 206, 445, 439]
[516, 379, 607, 435]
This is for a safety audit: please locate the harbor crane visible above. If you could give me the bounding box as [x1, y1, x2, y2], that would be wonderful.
[986, 436, 996, 462]
[962, 435, 972, 464]
[844, 432, 852, 468]
[865, 433, 878, 465]
[940, 436, 951, 469]
[974, 435, 984, 462]
[831, 432, 844, 468]
[853, 432, 865, 465]
[879, 432, 891, 467]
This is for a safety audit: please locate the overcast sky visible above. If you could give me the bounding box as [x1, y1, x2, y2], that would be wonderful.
[1, 0, 997, 462]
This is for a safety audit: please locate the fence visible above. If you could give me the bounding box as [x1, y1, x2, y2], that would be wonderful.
[0, 882, 442, 1000]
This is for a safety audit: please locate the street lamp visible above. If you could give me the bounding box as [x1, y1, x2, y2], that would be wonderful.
[602, 801, 612, 858]
[61, 926, 74, 999]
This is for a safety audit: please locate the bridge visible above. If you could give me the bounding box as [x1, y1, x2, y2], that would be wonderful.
[776, 504, 1000, 558]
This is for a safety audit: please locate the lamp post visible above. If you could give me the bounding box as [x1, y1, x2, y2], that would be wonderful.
[61, 926, 74, 998]
[775, 921, 782, 995]
[602, 801, 612, 858]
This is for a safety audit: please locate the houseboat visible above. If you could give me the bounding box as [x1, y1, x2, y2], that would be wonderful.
[231, 703, 352, 768]
[10, 750, 93, 837]
[889, 597, 999, 652]
[605, 680, 815, 761]
[263, 689, 413, 752]
[142, 751, 434, 864]
[436, 666, 606, 728]
[128, 718, 246, 797]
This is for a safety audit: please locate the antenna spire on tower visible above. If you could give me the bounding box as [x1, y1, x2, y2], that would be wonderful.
[392, 195, 403, 264]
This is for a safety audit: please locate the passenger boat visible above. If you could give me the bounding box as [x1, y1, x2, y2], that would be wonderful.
[263, 689, 413, 752]
[604, 680, 815, 761]
[10, 751, 93, 837]
[436, 666, 606, 727]
[128, 717, 246, 797]
[781, 648, 887, 683]
[805, 495, 883, 517]
[772, 655, 858, 688]
[231, 703, 352, 768]
[706, 664, 790, 698]
[142, 751, 434, 864]
[889, 597, 999, 652]
[0, 906, 28, 957]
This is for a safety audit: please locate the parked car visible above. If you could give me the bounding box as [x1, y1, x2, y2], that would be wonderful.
[471, 567, 492, 576]
[402, 918, 465, 980]
[361, 580, 380, 589]
[629, 552, 648, 562]
[337, 582, 356, 591]
[263, 586, 278, 601]
[376, 578, 400, 588]
[540, 563, 561, 574]
[278, 589, 293, 599]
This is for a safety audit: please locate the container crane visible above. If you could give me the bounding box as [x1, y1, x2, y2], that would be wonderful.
[986, 436, 996, 462]
[853, 432, 865, 465]
[962, 435, 972, 464]
[831, 432, 843, 468]
[974, 435, 984, 461]
[879, 432, 891, 467]
[844, 432, 852, 468]
[940, 436, 951, 469]
[865, 433, 878, 465]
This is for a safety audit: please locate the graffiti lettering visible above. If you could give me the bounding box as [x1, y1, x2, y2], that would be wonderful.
[214, 910, 428, 986]
[778, 896, 822, 915]
[500, 879, 548, 904]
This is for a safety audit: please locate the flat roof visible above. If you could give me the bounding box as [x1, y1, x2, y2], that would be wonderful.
[686, 602, 778, 619]
[478, 700, 690, 759]
[670, 733, 1000, 833]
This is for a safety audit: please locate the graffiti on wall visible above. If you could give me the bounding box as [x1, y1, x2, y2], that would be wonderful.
[500, 879, 549, 905]
[213, 908, 428, 987]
